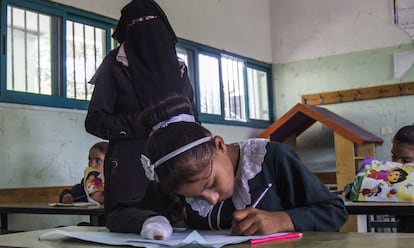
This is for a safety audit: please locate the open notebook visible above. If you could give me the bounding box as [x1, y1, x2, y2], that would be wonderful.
[48, 202, 98, 207]
[39, 228, 302, 248]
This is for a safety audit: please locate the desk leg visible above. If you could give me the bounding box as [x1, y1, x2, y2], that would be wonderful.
[90, 215, 99, 226]
[357, 215, 367, 233]
[90, 214, 106, 226]
[1, 213, 8, 234]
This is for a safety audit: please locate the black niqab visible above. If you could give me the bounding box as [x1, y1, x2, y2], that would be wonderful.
[113, 0, 186, 107]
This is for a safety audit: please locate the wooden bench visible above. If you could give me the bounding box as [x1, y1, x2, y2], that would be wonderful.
[0, 186, 70, 204]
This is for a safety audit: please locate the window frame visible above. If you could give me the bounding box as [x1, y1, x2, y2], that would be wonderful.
[0, 0, 116, 110]
[1, 0, 274, 128]
[177, 38, 273, 128]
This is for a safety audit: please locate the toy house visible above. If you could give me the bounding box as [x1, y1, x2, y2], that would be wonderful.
[257, 103, 384, 231]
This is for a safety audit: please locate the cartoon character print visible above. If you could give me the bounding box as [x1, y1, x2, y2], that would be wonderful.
[84, 167, 104, 196]
[360, 166, 408, 201]
[361, 183, 383, 197]
[352, 158, 414, 202]
[367, 167, 408, 187]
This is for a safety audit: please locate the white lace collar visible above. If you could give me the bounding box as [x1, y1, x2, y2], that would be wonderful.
[185, 138, 268, 216]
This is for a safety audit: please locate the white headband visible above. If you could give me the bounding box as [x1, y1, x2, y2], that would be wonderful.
[141, 136, 212, 181]
[152, 114, 195, 131]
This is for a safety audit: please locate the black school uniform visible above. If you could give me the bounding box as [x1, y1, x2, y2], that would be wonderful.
[59, 179, 87, 203]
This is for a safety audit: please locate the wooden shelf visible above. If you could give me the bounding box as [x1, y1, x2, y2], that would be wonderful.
[354, 156, 368, 160]
[302, 81, 414, 105]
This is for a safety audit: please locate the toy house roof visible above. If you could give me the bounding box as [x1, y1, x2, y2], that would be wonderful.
[257, 103, 383, 145]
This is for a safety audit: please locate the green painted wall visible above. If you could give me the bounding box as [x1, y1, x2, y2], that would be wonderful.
[273, 43, 414, 171]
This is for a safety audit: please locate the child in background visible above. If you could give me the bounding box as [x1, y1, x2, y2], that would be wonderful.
[106, 96, 348, 239]
[391, 124, 414, 232]
[59, 141, 108, 204]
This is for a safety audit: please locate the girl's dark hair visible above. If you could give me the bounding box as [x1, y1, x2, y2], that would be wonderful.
[391, 168, 408, 183]
[393, 125, 414, 146]
[140, 95, 214, 194]
[90, 141, 109, 154]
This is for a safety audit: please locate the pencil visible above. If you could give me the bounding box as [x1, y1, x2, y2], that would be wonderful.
[252, 183, 272, 208]
[250, 232, 302, 244]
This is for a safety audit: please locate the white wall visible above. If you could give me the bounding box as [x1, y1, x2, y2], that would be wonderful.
[269, 0, 410, 63]
[157, 0, 272, 63]
[52, 0, 130, 19]
[0, 103, 102, 188]
[0, 103, 103, 230]
[269, 0, 414, 167]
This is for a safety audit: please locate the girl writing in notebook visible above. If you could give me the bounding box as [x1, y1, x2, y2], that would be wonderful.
[106, 96, 348, 239]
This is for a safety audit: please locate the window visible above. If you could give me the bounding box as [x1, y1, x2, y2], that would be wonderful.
[247, 66, 270, 121]
[6, 6, 52, 95]
[0, 0, 116, 109]
[177, 39, 273, 128]
[1, 0, 272, 127]
[65, 20, 106, 100]
[198, 53, 221, 115]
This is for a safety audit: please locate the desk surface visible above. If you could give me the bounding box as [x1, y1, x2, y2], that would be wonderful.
[345, 200, 414, 215]
[0, 202, 104, 215]
[0, 202, 105, 232]
[1, 226, 414, 248]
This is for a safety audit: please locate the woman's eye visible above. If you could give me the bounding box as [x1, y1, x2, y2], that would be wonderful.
[128, 15, 157, 26]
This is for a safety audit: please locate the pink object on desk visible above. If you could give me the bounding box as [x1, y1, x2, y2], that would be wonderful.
[250, 232, 303, 244]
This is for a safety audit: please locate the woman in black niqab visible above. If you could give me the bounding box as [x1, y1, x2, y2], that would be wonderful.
[85, 0, 196, 216]
[113, 0, 188, 107]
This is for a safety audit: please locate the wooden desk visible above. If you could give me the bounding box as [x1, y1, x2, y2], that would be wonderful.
[1, 226, 414, 248]
[0, 202, 105, 233]
[345, 201, 414, 232]
[345, 201, 414, 215]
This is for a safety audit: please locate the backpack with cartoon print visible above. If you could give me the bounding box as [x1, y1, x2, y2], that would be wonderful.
[83, 167, 104, 205]
[349, 157, 414, 202]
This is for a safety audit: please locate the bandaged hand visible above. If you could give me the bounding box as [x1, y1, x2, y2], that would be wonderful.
[140, 215, 172, 240]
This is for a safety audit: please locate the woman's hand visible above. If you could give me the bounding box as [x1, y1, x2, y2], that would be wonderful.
[61, 193, 74, 204]
[231, 207, 294, 235]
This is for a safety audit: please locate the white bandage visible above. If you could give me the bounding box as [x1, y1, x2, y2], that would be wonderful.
[140, 215, 173, 240]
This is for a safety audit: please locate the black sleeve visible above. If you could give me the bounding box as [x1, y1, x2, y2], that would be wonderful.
[269, 143, 348, 231]
[84, 52, 148, 141]
[106, 182, 180, 233]
[59, 179, 87, 203]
